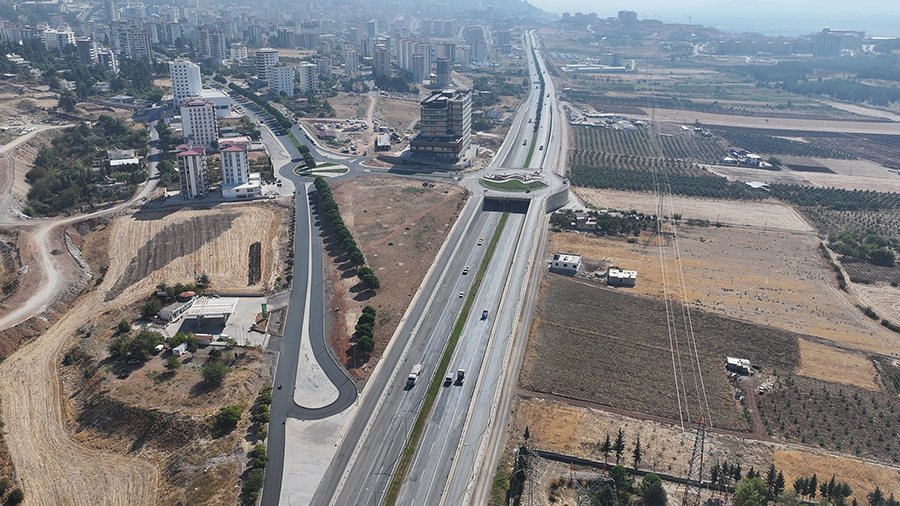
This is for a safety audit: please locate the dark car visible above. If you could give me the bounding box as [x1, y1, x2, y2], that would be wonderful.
[118, 369, 131, 379]
[481, 310, 488, 320]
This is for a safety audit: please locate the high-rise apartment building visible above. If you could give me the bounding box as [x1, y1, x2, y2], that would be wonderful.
[343, 49, 358, 75]
[465, 25, 484, 45]
[198, 27, 227, 63]
[98, 50, 118, 73]
[255, 48, 279, 83]
[176, 145, 209, 199]
[180, 99, 218, 147]
[277, 27, 295, 48]
[436, 57, 450, 88]
[125, 28, 151, 60]
[169, 59, 202, 103]
[317, 57, 330, 75]
[270, 65, 295, 96]
[42, 29, 75, 53]
[297, 62, 318, 94]
[219, 140, 260, 199]
[471, 40, 488, 62]
[373, 45, 391, 78]
[75, 37, 99, 65]
[410, 89, 472, 163]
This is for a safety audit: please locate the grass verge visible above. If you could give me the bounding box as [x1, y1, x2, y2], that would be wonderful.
[479, 179, 547, 192]
[287, 131, 303, 150]
[383, 211, 511, 505]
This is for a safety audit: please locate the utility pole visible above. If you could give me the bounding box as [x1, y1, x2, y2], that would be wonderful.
[682, 414, 707, 506]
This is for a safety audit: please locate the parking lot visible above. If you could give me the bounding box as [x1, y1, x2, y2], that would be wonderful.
[162, 296, 270, 347]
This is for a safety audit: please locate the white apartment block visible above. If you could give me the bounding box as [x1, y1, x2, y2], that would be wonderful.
[270, 65, 295, 97]
[297, 62, 318, 94]
[180, 99, 218, 147]
[343, 49, 358, 75]
[219, 141, 260, 199]
[255, 48, 279, 83]
[169, 59, 202, 103]
[176, 145, 209, 199]
[42, 29, 75, 53]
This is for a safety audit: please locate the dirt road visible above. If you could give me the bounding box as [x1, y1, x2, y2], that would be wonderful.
[0, 288, 159, 506]
[0, 122, 164, 504]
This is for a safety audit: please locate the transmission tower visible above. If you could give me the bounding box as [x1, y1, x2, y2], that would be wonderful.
[682, 414, 707, 506]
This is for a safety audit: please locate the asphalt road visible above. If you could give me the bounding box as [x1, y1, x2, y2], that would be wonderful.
[395, 209, 527, 506]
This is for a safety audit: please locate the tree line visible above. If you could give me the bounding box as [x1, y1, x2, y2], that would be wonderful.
[313, 177, 380, 290]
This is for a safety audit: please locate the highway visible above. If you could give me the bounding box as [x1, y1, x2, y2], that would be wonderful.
[311, 29, 567, 506]
[394, 30, 567, 506]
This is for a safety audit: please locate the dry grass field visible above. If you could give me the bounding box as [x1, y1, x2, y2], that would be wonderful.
[572, 188, 813, 231]
[796, 339, 878, 390]
[325, 176, 468, 379]
[547, 226, 899, 360]
[774, 450, 900, 502]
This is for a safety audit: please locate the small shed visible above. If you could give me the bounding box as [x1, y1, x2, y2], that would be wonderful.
[172, 343, 188, 356]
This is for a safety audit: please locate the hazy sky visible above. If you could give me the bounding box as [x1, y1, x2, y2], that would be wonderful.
[525, 0, 900, 37]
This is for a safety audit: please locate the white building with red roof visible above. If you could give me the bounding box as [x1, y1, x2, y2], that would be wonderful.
[219, 140, 260, 199]
[176, 144, 209, 199]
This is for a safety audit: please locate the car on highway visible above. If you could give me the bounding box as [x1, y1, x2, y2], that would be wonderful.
[445, 372, 453, 385]
[463, 266, 469, 275]
[458, 291, 464, 298]
[481, 310, 488, 320]
[456, 369, 466, 384]
[539, 145, 544, 150]
[477, 238, 484, 246]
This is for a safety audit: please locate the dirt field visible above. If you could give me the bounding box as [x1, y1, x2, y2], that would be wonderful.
[774, 450, 900, 501]
[796, 339, 878, 390]
[105, 203, 289, 301]
[572, 188, 813, 231]
[547, 225, 900, 360]
[0, 202, 289, 505]
[326, 176, 467, 380]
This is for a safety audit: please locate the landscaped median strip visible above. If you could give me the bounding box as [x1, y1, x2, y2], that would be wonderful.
[383, 211, 510, 506]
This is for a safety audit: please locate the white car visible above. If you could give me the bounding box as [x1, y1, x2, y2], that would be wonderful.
[459, 291, 464, 298]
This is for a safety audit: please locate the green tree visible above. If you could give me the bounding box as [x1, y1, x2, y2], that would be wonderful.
[107, 329, 163, 361]
[357, 267, 380, 290]
[600, 434, 612, 464]
[117, 319, 132, 334]
[640, 473, 667, 506]
[775, 490, 802, 506]
[613, 428, 626, 465]
[58, 90, 76, 112]
[869, 247, 896, 266]
[253, 404, 270, 424]
[632, 436, 642, 469]
[248, 443, 268, 469]
[164, 356, 181, 371]
[869, 488, 886, 506]
[6, 487, 24, 505]
[139, 298, 162, 319]
[355, 334, 374, 352]
[734, 477, 768, 506]
[242, 468, 265, 501]
[213, 404, 243, 435]
[201, 360, 232, 387]
[169, 332, 199, 353]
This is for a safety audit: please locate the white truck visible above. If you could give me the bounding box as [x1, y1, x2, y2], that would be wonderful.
[407, 364, 423, 387]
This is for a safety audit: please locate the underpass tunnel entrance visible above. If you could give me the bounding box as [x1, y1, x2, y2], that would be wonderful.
[482, 198, 531, 214]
